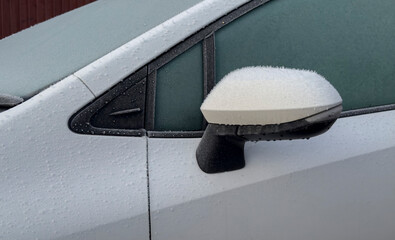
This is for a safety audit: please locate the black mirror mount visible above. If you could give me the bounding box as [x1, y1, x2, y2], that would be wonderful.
[196, 124, 246, 174]
[196, 105, 342, 174]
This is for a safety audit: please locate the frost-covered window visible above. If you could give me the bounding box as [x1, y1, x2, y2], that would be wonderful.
[215, 0, 395, 111]
[154, 42, 204, 131]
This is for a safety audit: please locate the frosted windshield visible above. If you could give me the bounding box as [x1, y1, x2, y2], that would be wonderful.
[0, 0, 202, 98]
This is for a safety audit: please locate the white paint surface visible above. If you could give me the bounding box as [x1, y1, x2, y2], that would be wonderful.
[0, 76, 149, 240]
[149, 110, 395, 240]
[75, 0, 250, 96]
[201, 66, 342, 125]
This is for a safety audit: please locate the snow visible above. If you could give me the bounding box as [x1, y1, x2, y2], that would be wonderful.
[75, 0, 250, 96]
[0, 77, 149, 239]
[201, 66, 342, 125]
[149, 109, 395, 214]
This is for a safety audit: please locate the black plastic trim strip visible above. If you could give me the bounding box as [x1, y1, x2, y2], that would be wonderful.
[203, 33, 216, 98]
[147, 104, 395, 138]
[145, 70, 157, 131]
[69, 67, 147, 137]
[202, 33, 216, 128]
[147, 131, 204, 138]
[340, 104, 395, 118]
[109, 108, 141, 116]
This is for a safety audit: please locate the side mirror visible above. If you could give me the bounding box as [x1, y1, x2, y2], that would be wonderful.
[196, 66, 342, 173]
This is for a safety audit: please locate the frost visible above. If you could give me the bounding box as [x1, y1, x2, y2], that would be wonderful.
[203, 66, 341, 111]
[0, 77, 148, 239]
[201, 66, 342, 125]
[0, 0, 202, 98]
[75, 0, 250, 96]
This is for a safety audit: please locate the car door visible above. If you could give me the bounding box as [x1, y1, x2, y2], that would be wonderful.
[0, 76, 149, 239]
[147, 0, 395, 239]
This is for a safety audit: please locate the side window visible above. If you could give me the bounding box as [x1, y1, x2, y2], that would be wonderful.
[72, 0, 395, 137]
[154, 43, 204, 131]
[215, 0, 395, 111]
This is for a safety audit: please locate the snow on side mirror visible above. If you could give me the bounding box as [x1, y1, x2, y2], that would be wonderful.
[196, 66, 343, 174]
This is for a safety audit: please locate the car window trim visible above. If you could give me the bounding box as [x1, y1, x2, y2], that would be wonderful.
[70, 0, 395, 138]
[69, 67, 147, 137]
[340, 104, 395, 118]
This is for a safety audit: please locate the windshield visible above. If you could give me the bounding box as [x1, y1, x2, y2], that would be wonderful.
[0, 0, 202, 100]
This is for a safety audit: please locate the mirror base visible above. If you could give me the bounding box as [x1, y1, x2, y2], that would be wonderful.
[196, 124, 246, 174]
[196, 105, 342, 174]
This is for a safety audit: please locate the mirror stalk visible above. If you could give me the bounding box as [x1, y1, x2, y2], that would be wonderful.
[196, 124, 246, 173]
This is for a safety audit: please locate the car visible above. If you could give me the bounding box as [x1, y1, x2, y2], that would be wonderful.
[1, 0, 395, 239]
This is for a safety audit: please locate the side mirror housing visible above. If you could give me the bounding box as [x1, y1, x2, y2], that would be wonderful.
[196, 66, 342, 173]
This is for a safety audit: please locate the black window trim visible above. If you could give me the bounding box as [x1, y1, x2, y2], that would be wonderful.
[69, 67, 147, 137]
[340, 103, 395, 118]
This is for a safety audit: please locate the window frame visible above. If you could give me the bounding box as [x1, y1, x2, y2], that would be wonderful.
[69, 0, 395, 138]
[145, 0, 276, 137]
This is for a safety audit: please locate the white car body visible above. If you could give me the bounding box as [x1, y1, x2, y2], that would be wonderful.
[1, 0, 395, 239]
